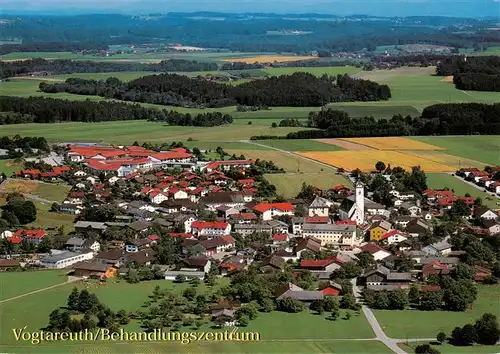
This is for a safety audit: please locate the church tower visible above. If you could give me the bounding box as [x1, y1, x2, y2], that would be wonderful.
[355, 181, 364, 225]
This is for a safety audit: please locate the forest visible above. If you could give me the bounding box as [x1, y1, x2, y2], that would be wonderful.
[38, 73, 391, 108]
[435, 56, 500, 92]
[251, 103, 500, 139]
[0, 59, 219, 79]
[1, 13, 498, 54]
[0, 42, 107, 55]
[0, 96, 233, 127]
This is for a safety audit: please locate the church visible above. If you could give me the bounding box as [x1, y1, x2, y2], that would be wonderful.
[339, 182, 387, 225]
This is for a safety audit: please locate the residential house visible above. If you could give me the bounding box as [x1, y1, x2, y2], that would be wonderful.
[95, 249, 125, 266]
[229, 212, 258, 224]
[9, 229, 46, 245]
[405, 219, 431, 237]
[422, 238, 452, 256]
[295, 237, 322, 258]
[379, 230, 409, 245]
[321, 281, 343, 296]
[182, 255, 212, 273]
[72, 262, 115, 279]
[150, 191, 169, 205]
[74, 221, 107, 234]
[421, 261, 449, 280]
[275, 283, 324, 305]
[474, 265, 493, 282]
[474, 207, 498, 221]
[369, 220, 392, 241]
[234, 223, 272, 237]
[191, 221, 231, 237]
[260, 255, 286, 273]
[308, 196, 333, 217]
[272, 233, 289, 245]
[164, 269, 205, 280]
[188, 236, 235, 257]
[399, 202, 421, 217]
[363, 265, 412, 286]
[65, 237, 100, 253]
[300, 256, 342, 276]
[359, 243, 391, 261]
[253, 202, 295, 221]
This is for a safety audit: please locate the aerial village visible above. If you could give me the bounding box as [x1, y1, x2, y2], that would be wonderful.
[1, 141, 499, 328]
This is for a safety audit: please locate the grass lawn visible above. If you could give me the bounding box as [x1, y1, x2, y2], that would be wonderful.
[411, 136, 500, 166]
[2, 179, 71, 202]
[28, 200, 76, 231]
[426, 173, 499, 209]
[226, 150, 336, 173]
[0, 121, 305, 144]
[183, 141, 270, 151]
[266, 173, 352, 198]
[0, 159, 22, 175]
[255, 139, 344, 152]
[373, 285, 500, 339]
[0, 270, 68, 301]
[399, 341, 500, 354]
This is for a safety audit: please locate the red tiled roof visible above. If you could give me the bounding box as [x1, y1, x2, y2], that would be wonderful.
[421, 285, 441, 292]
[151, 152, 192, 160]
[230, 213, 258, 220]
[40, 171, 61, 177]
[305, 216, 329, 224]
[273, 233, 289, 241]
[300, 256, 337, 268]
[360, 243, 386, 254]
[424, 189, 454, 198]
[100, 150, 126, 158]
[168, 233, 195, 239]
[53, 166, 70, 173]
[253, 202, 295, 213]
[380, 230, 408, 240]
[237, 179, 255, 185]
[335, 220, 357, 225]
[13, 229, 46, 239]
[21, 169, 41, 175]
[322, 287, 341, 296]
[192, 221, 229, 230]
[8, 236, 23, 244]
[147, 234, 160, 241]
[331, 184, 349, 191]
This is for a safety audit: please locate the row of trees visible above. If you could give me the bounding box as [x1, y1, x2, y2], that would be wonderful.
[0, 58, 218, 79]
[0, 96, 233, 126]
[0, 135, 49, 151]
[0, 42, 107, 55]
[39, 72, 391, 108]
[252, 103, 500, 140]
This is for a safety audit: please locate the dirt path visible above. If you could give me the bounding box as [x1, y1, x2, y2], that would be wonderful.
[241, 139, 339, 171]
[0, 277, 79, 304]
[314, 138, 375, 151]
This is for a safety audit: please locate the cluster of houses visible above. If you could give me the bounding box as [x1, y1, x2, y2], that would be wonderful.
[2, 143, 499, 310]
[456, 167, 500, 195]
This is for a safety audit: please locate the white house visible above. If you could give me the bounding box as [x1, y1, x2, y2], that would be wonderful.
[379, 230, 409, 245]
[308, 196, 333, 217]
[150, 191, 169, 205]
[301, 223, 358, 246]
[65, 237, 100, 252]
[39, 250, 94, 269]
[168, 188, 188, 200]
[359, 243, 391, 261]
[253, 202, 295, 221]
[191, 221, 231, 237]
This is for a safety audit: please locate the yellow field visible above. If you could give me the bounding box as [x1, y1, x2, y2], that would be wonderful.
[221, 55, 317, 64]
[404, 151, 489, 168]
[297, 151, 457, 172]
[342, 137, 445, 150]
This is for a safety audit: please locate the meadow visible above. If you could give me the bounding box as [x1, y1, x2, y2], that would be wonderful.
[265, 173, 352, 198]
[254, 139, 343, 152]
[374, 285, 500, 339]
[28, 200, 76, 231]
[426, 173, 499, 209]
[412, 136, 500, 166]
[0, 159, 21, 175]
[399, 342, 500, 354]
[2, 179, 71, 202]
[0, 276, 380, 353]
[0, 270, 68, 301]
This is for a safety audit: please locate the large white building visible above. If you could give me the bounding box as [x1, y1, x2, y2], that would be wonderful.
[339, 182, 365, 225]
[39, 250, 94, 269]
[301, 223, 358, 246]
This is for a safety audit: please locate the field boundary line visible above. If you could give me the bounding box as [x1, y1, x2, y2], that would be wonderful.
[0, 278, 78, 304]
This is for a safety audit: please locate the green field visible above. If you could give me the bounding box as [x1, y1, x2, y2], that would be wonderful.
[412, 136, 500, 166]
[0, 159, 21, 175]
[0, 121, 305, 144]
[399, 342, 500, 354]
[254, 139, 343, 152]
[426, 173, 499, 209]
[265, 173, 352, 198]
[0, 270, 68, 301]
[28, 200, 76, 231]
[0, 276, 381, 353]
[264, 65, 360, 77]
[374, 285, 500, 339]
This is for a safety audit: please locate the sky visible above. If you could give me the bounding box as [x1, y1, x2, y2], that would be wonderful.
[0, 0, 499, 18]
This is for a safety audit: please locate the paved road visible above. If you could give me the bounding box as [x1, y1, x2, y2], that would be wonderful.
[240, 139, 339, 171]
[450, 174, 500, 203]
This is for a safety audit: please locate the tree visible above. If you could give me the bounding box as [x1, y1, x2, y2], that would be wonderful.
[375, 161, 386, 173]
[408, 285, 420, 305]
[331, 307, 340, 320]
[175, 274, 186, 283]
[436, 332, 446, 344]
[276, 298, 304, 313]
[331, 262, 361, 279]
[474, 313, 500, 345]
[261, 298, 275, 312]
[415, 344, 440, 354]
[323, 297, 339, 312]
[356, 252, 375, 268]
[47, 309, 62, 331]
[237, 314, 249, 327]
[451, 263, 475, 281]
[388, 289, 408, 310]
[271, 122, 277, 128]
[460, 324, 478, 346]
[373, 291, 389, 309]
[344, 311, 351, 320]
[182, 287, 197, 301]
[339, 292, 357, 310]
[67, 287, 80, 311]
[449, 200, 470, 218]
[420, 290, 442, 310]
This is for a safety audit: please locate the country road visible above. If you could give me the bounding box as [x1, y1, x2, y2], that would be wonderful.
[449, 173, 500, 203]
[240, 139, 340, 171]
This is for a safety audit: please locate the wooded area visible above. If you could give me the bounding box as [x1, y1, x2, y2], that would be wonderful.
[39, 73, 391, 108]
[0, 59, 219, 79]
[436, 56, 500, 92]
[0, 96, 233, 127]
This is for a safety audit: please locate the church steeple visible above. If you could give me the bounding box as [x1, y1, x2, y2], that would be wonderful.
[355, 181, 364, 225]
